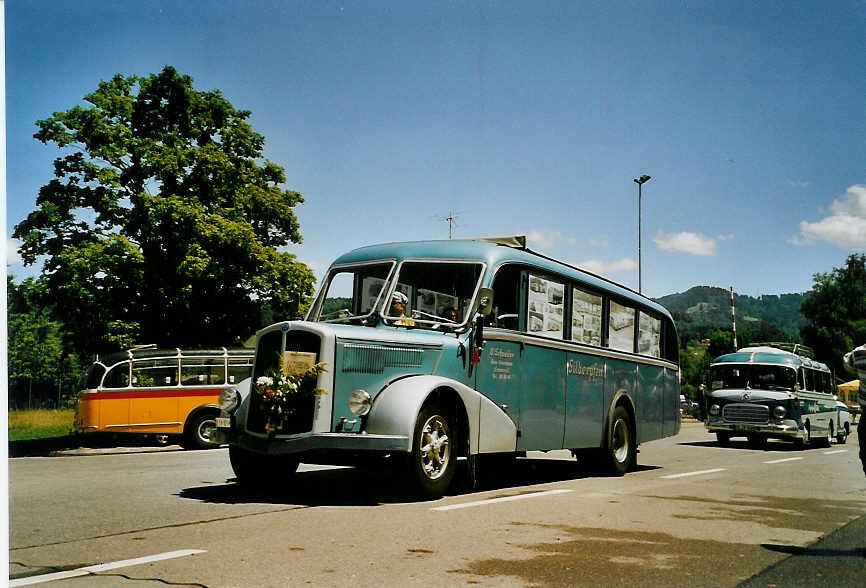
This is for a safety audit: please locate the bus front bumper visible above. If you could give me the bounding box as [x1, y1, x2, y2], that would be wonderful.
[214, 427, 411, 457]
[706, 419, 803, 440]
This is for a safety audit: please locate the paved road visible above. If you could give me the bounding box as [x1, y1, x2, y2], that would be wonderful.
[9, 421, 866, 587]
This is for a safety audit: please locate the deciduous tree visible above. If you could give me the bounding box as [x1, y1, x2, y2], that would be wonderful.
[801, 253, 866, 376]
[14, 67, 315, 355]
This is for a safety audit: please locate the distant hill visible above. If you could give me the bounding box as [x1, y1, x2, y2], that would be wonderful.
[655, 286, 808, 343]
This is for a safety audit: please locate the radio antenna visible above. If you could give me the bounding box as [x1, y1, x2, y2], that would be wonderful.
[436, 210, 462, 239]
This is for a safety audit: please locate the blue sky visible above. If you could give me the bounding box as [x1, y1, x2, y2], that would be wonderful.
[4, 0, 865, 299]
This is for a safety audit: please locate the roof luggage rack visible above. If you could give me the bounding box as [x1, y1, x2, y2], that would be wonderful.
[752, 341, 815, 359]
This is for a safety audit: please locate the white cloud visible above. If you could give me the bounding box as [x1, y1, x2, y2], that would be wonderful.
[526, 230, 564, 250]
[790, 184, 866, 248]
[652, 231, 717, 256]
[788, 180, 810, 189]
[577, 258, 637, 276]
[6, 238, 22, 265]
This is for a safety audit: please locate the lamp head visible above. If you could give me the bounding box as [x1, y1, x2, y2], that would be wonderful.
[634, 174, 652, 184]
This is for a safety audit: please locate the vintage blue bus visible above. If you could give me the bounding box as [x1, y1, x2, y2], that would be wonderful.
[705, 343, 839, 448]
[215, 237, 681, 497]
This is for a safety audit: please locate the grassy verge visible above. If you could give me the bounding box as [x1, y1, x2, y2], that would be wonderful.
[8, 409, 75, 441]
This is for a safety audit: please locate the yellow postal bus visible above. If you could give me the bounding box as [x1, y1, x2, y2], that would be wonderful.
[75, 346, 254, 448]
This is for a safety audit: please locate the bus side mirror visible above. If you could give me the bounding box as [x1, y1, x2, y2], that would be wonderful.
[473, 288, 494, 317]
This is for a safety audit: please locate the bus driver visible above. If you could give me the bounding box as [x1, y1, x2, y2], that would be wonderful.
[389, 291, 415, 326]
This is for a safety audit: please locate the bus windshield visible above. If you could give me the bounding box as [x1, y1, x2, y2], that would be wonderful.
[710, 364, 797, 392]
[313, 262, 395, 323]
[312, 260, 484, 330]
[383, 261, 484, 329]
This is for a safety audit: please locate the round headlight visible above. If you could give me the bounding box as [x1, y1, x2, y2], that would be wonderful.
[709, 404, 720, 416]
[348, 389, 372, 416]
[774, 405, 786, 419]
[219, 387, 240, 412]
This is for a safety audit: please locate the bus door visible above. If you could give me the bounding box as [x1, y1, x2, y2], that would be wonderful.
[129, 360, 180, 431]
[564, 286, 605, 449]
[476, 336, 523, 444]
[518, 273, 567, 450]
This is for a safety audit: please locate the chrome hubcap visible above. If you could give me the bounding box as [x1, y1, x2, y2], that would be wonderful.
[612, 418, 629, 464]
[419, 415, 450, 480]
[198, 419, 217, 443]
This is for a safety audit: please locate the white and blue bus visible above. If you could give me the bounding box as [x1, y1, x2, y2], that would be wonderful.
[706, 343, 841, 448]
[215, 237, 681, 497]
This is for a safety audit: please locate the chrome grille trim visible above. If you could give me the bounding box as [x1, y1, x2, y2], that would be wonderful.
[723, 403, 769, 424]
[342, 344, 423, 374]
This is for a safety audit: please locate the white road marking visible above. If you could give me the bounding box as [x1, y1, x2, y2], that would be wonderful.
[763, 457, 804, 464]
[10, 549, 206, 586]
[431, 489, 573, 511]
[823, 449, 848, 455]
[660, 468, 727, 479]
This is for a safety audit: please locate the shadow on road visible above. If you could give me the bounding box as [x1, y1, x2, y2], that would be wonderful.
[677, 439, 844, 452]
[179, 455, 657, 507]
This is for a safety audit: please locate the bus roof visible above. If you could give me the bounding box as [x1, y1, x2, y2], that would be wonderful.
[712, 345, 830, 371]
[330, 237, 673, 320]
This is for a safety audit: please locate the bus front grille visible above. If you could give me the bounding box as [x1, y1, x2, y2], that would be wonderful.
[247, 329, 321, 435]
[722, 403, 769, 424]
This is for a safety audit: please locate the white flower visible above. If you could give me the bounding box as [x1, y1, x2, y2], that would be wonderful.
[256, 376, 274, 386]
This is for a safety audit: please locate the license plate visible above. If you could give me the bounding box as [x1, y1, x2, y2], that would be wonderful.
[216, 417, 231, 428]
[733, 424, 758, 432]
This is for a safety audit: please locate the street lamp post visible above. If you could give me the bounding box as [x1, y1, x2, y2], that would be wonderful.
[633, 174, 651, 294]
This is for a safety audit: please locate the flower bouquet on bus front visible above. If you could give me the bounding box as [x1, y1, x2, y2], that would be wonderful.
[254, 353, 327, 434]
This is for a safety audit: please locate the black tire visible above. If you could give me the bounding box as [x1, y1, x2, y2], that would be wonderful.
[837, 424, 849, 444]
[747, 435, 767, 449]
[823, 422, 834, 448]
[406, 402, 457, 498]
[603, 405, 635, 475]
[795, 422, 811, 449]
[229, 445, 299, 488]
[716, 432, 731, 447]
[182, 409, 221, 450]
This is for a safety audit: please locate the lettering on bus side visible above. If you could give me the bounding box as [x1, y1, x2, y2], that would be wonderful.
[566, 359, 604, 381]
[489, 346, 515, 382]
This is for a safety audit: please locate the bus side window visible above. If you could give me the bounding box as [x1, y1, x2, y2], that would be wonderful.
[663, 319, 679, 364]
[804, 368, 814, 392]
[228, 358, 253, 384]
[608, 301, 636, 353]
[103, 362, 130, 388]
[490, 265, 522, 330]
[638, 312, 662, 357]
[527, 273, 564, 339]
[571, 286, 602, 346]
[181, 358, 225, 386]
[132, 360, 178, 387]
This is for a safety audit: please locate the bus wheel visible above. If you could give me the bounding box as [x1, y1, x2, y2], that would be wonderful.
[747, 435, 767, 449]
[604, 405, 635, 476]
[229, 446, 299, 488]
[795, 422, 811, 449]
[716, 432, 731, 447]
[838, 424, 849, 444]
[823, 422, 834, 448]
[406, 403, 457, 498]
[183, 410, 221, 450]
